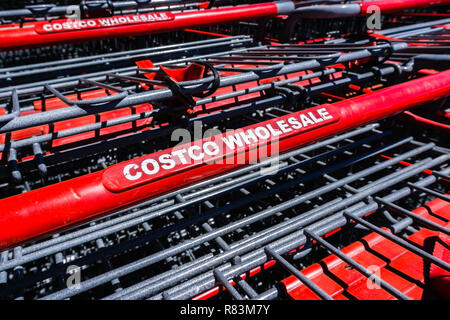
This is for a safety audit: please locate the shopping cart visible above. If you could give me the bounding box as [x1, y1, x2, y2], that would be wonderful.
[0, 2, 448, 301]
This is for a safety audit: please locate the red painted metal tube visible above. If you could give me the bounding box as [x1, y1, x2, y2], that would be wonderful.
[0, 70, 449, 249]
[402, 111, 450, 132]
[0, 1, 293, 51]
[358, 0, 450, 14]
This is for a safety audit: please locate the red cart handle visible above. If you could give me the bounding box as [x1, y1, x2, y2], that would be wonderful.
[0, 1, 295, 51]
[0, 70, 449, 249]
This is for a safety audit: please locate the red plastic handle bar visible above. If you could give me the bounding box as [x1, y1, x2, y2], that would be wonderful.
[0, 1, 294, 51]
[0, 70, 449, 249]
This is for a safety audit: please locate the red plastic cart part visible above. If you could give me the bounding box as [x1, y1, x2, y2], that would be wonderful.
[193, 259, 278, 300]
[0, 1, 294, 51]
[0, 70, 449, 249]
[183, 28, 232, 38]
[281, 197, 450, 300]
[401, 111, 450, 132]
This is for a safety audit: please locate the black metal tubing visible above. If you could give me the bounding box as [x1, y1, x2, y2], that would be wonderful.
[0, 89, 19, 124]
[0, 108, 160, 152]
[3, 126, 410, 298]
[433, 171, 450, 180]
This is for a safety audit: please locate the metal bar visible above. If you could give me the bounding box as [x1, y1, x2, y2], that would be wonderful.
[407, 182, 450, 202]
[0, 67, 337, 152]
[374, 197, 450, 235]
[255, 288, 279, 300]
[1, 19, 449, 300]
[379, 18, 450, 36]
[343, 212, 450, 271]
[213, 268, 244, 300]
[235, 278, 258, 299]
[264, 246, 333, 300]
[0, 108, 160, 152]
[303, 229, 411, 300]
[433, 171, 450, 180]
